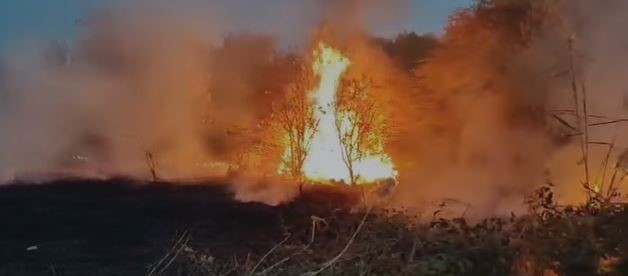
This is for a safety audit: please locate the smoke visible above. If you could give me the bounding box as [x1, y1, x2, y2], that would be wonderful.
[540, 0, 628, 203]
[0, 0, 411, 205]
[388, 0, 628, 220]
[0, 5, 218, 182]
[6, 0, 625, 215]
[230, 174, 300, 206]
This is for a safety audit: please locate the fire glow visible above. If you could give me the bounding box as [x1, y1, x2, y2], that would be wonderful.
[280, 42, 398, 185]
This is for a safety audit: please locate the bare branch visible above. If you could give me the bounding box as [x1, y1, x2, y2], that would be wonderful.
[588, 119, 628, 127]
[302, 210, 370, 276]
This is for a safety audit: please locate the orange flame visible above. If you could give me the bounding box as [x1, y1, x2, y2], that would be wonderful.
[281, 42, 397, 184]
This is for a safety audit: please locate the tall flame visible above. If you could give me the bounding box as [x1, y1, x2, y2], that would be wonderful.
[292, 42, 397, 184]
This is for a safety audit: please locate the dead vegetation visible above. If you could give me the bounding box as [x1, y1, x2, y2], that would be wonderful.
[2, 179, 628, 276]
[147, 185, 628, 276]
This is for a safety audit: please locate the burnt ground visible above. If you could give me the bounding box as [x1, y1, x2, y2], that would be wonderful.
[0, 179, 359, 276]
[4, 179, 628, 275]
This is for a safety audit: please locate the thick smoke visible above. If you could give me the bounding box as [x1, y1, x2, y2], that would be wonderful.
[389, 0, 628, 220]
[0, 4, 231, 182]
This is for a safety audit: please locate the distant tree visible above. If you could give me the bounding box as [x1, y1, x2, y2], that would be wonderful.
[415, 0, 555, 118]
[447, 0, 555, 48]
[373, 32, 438, 73]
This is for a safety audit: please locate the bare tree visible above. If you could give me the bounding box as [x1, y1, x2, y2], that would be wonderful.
[334, 77, 388, 185]
[269, 71, 319, 182]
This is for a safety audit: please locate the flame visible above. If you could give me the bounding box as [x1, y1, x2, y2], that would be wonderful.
[282, 42, 397, 184]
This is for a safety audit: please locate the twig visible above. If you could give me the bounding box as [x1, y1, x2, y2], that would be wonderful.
[302, 210, 371, 276]
[155, 238, 189, 276]
[588, 141, 613, 146]
[579, 46, 591, 193]
[147, 231, 189, 275]
[49, 264, 57, 276]
[607, 168, 628, 201]
[549, 109, 608, 119]
[567, 36, 590, 193]
[145, 151, 158, 182]
[259, 216, 326, 275]
[589, 119, 628, 127]
[551, 114, 578, 131]
[249, 234, 291, 276]
[403, 237, 418, 276]
[598, 138, 616, 194]
[217, 255, 241, 276]
[146, 230, 189, 276]
[257, 253, 291, 275]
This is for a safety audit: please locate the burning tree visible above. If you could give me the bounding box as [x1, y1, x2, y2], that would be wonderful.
[335, 77, 392, 185]
[271, 70, 319, 181]
[264, 42, 398, 185]
[299, 43, 397, 185]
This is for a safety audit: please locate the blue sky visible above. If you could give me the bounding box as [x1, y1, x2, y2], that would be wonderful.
[0, 0, 472, 53]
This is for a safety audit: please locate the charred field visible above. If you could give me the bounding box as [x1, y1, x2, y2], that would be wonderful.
[0, 178, 357, 275]
[2, 179, 628, 276]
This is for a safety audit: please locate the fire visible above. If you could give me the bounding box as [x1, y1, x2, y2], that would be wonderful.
[280, 42, 398, 184]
